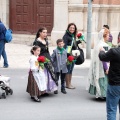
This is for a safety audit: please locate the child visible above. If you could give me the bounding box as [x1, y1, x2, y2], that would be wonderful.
[51, 39, 68, 94]
[26, 46, 47, 102]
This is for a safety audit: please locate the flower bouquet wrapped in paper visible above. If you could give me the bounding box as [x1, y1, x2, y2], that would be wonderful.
[37, 56, 50, 69]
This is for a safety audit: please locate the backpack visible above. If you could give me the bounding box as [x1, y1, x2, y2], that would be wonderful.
[4, 29, 13, 43]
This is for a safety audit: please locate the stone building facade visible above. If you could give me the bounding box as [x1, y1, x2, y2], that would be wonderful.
[0, 0, 120, 46]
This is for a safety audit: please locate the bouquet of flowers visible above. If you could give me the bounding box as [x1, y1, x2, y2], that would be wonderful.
[67, 55, 76, 65]
[37, 56, 50, 69]
[77, 32, 86, 43]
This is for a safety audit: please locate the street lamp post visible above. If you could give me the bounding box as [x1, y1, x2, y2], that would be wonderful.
[86, 0, 93, 59]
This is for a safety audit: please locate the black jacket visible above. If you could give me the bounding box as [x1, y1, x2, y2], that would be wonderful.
[33, 39, 58, 84]
[63, 31, 81, 50]
[99, 46, 120, 86]
[0, 21, 6, 40]
[33, 40, 51, 60]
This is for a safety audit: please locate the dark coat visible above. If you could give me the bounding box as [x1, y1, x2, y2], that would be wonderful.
[0, 21, 6, 40]
[99, 46, 120, 86]
[33, 39, 58, 85]
[51, 48, 68, 73]
[33, 39, 51, 60]
[63, 31, 81, 50]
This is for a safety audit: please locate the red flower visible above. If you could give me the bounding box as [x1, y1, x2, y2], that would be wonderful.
[37, 56, 46, 63]
[77, 33, 82, 38]
[68, 56, 74, 62]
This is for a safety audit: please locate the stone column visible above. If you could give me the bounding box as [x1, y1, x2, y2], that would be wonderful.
[108, 5, 120, 44]
[83, 4, 101, 48]
[51, 0, 69, 45]
[68, 4, 84, 31]
[69, 0, 83, 4]
[0, 0, 9, 28]
[91, 5, 101, 48]
[97, 5, 109, 31]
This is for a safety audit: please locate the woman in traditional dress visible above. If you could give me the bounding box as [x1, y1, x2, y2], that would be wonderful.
[88, 28, 110, 99]
[33, 27, 58, 94]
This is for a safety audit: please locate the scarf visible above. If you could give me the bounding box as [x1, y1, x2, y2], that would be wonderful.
[57, 47, 65, 54]
[66, 30, 76, 47]
[66, 30, 75, 38]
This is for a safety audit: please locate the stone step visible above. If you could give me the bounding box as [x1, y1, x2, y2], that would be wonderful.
[11, 34, 85, 48]
[11, 34, 52, 46]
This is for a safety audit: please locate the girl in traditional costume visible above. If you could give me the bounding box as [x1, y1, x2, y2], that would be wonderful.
[27, 46, 47, 102]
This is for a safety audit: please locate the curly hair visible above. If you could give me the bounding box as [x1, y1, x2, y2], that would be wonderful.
[67, 23, 77, 38]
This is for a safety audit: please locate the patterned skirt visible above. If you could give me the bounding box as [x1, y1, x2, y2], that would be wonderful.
[89, 75, 108, 97]
[26, 71, 45, 96]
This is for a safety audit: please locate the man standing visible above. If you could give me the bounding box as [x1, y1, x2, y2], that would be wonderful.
[0, 19, 9, 68]
[99, 33, 120, 120]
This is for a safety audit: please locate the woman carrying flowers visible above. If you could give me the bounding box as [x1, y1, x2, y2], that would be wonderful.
[26, 46, 47, 102]
[33, 27, 58, 94]
[63, 23, 82, 89]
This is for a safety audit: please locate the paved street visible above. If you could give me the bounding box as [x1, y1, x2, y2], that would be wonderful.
[0, 43, 119, 120]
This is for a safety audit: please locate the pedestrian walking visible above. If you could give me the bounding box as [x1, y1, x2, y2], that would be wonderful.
[99, 32, 120, 120]
[51, 39, 68, 94]
[0, 19, 9, 68]
[26, 46, 47, 102]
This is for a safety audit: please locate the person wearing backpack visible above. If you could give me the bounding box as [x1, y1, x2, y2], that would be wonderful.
[0, 19, 9, 68]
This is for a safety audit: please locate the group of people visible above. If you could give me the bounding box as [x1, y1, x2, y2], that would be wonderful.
[26, 23, 82, 102]
[1, 18, 120, 120]
[88, 25, 120, 120]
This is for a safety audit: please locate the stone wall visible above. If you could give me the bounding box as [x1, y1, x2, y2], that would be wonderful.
[0, 0, 120, 46]
[0, 0, 9, 28]
[83, 0, 120, 4]
[51, 0, 120, 46]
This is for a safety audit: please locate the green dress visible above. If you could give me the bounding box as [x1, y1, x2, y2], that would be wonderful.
[89, 75, 108, 97]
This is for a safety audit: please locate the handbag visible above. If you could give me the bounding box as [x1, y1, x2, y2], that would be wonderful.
[75, 46, 85, 65]
[66, 37, 85, 65]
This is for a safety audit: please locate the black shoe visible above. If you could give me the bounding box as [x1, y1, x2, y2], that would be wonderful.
[33, 97, 41, 102]
[41, 93, 49, 97]
[31, 96, 34, 99]
[96, 97, 106, 101]
[3, 66, 9, 68]
[61, 89, 67, 94]
[54, 90, 58, 94]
